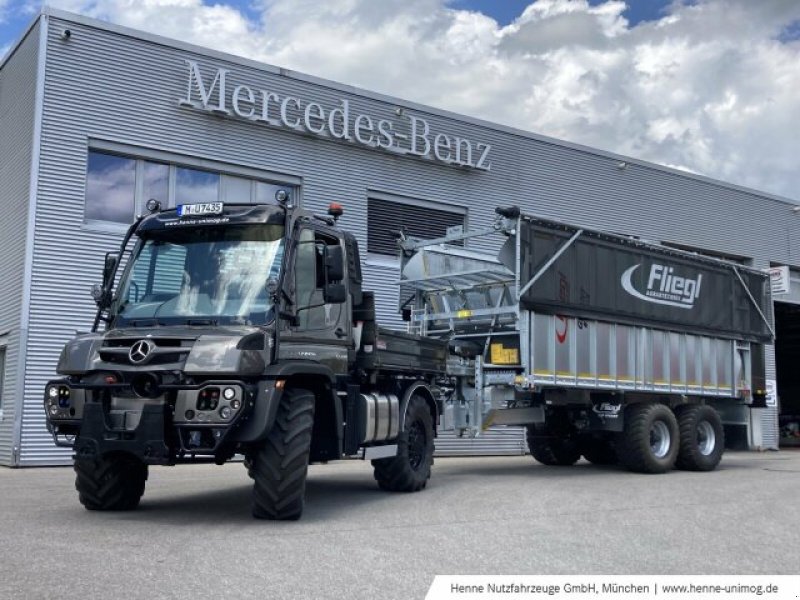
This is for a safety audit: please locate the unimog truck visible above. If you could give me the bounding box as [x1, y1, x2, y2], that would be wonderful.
[46, 197, 447, 520]
[45, 198, 773, 520]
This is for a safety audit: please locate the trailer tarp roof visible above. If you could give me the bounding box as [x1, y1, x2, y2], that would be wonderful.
[509, 217, 773, 343]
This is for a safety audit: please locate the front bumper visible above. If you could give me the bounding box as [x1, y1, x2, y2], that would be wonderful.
[44, 379, 262, 463]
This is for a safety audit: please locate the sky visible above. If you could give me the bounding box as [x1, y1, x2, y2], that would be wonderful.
[1, 0, 799, 201]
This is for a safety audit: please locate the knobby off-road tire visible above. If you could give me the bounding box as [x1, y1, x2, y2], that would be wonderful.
[250, 387, 315, 520]
[372, 395, 434, 492]
[616, 403, 679, 474]
[526, 425, 581, 466]
[675, 404, 725, 471]
[580, 437, 618, 465]
[74, 453, 148, 511]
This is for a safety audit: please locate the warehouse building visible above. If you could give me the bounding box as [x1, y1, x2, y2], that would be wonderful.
[0, 8, 796, 466]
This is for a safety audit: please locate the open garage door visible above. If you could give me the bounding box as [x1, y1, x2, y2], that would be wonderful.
[774, 302, 800, 447]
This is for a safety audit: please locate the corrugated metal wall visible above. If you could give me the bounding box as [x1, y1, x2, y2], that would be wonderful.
[761, 407, 780, 450]
[436, 428, 527, 456]
[0, 22, 40, 466]
[13, 10, 799, 463]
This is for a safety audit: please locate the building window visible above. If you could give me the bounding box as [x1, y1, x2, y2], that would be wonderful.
[84, 150, 294, 227]
[175, 167, 219, 205]
[85, 153, 136, 224]
[366, 197, 466, 256]
[0, 346, 6, 412]
[142, 162, 170, 211]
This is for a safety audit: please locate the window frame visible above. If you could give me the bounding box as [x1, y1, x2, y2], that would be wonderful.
[0, 345, 6, 416]
[83, 152, 138, 228]
[364, 192, 468, 262]
[83, 142, 301, 232]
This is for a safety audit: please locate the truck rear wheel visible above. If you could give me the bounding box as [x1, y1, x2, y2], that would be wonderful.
[675, 404, 724, 471]
[74, 452, 148, 511]
[616, 403, 679, 474]
[372, 395, 434, 492]
[526, 426, 581, 466]
[250, 387, 315, 520]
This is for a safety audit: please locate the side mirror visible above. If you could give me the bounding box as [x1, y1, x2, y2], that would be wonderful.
[266, 277, 280, 299]
[324, 246, 345, 282]
[102, 252, 119, 287]
[323, 283, 347, 304]
[90, 283, 111, 309]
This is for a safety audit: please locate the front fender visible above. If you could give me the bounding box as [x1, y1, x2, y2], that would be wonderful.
[232, 361, 336, 444]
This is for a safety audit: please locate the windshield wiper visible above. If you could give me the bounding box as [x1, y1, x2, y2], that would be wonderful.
[185, 318, 218, 326]
[126, 318, 158, 327]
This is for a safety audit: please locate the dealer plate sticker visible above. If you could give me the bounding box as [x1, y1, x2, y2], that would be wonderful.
[177, 202, 223, 217]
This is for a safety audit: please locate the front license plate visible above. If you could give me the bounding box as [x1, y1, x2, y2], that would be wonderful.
[177, 202, 223, 217]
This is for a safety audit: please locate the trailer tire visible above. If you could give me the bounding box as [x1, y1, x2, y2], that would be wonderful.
[74, 452, 148, 511]
[616, 403, 679, 474]
[526, 426, 581, 466]
[580, 438, 618, 465]
[675, 404, 724, 471]
[250, 387, 315, 520]
[372, 395, 434, 492]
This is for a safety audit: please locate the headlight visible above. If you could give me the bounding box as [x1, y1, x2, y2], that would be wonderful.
[219, 406, 232, 420]
[48, 387, 58, 399]
[57, 387, 71, 408]
[223, 387, 236, 400]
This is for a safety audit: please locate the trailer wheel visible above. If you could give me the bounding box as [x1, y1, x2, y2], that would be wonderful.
[526, 426, 581, 466]
[372, 395, 434, 492]
[675, 404, 724, 471]
[74, 452, 148, 511]
[616, 403, 679, 474]
[250, 387, 315, 520]
[580, 437, 618, 465]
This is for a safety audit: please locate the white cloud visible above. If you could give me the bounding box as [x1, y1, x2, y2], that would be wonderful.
[41, 0, 800, 200]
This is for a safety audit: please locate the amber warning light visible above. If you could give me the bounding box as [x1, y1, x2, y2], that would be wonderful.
[328, 203, 344, 221]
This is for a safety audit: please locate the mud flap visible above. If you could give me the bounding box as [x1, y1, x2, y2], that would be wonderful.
[587, 400, 625, 432]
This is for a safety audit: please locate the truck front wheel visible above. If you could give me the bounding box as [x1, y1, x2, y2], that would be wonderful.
[249, 387, 315, 520]
[372, 395, 434, 492]
[74, 452, 148, 511]
[675, 404, 724, 471]
[616, 403, 679, 474]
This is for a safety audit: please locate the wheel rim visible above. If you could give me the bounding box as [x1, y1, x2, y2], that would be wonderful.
[407, 420, 426, 470]
[650, 420, 671, 458]
[697, 420, 716, 456]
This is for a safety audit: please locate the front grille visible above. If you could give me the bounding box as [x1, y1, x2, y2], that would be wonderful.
[99, 337, 193, 366]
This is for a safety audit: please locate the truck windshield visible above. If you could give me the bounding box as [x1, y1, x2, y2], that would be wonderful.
[113, 224, 284, 326]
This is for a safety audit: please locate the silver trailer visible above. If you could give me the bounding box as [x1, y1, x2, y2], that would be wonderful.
[399, 206, 773, 473]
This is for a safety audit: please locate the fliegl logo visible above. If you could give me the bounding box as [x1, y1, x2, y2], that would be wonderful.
[621, 263, 702, 310]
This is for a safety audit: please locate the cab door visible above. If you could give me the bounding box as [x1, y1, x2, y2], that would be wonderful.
[280, 226, 350, 374]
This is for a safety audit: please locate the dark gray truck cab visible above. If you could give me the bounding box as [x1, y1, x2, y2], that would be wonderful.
[45, 200, 446, 519]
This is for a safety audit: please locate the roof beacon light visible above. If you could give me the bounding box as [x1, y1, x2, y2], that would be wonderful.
[328, 202, 344, 222]
[146, 198, 162, 213]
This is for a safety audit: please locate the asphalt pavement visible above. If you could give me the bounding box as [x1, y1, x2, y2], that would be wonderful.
[1, 451, 798, 599]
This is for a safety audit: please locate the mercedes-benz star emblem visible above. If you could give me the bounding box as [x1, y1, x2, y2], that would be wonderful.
[129, 340, 154, 364]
